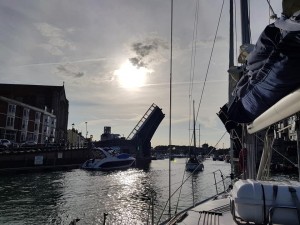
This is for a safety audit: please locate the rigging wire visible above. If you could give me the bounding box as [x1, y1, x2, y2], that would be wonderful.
[186, 0, 226, 154]
[195, 0, 225, 123]
[159, 0, 231, 221]
[168, 0, 173, 219]
[188, 0, 200, 148]
[266, 0, 278, 19]
[255, 133, 298, 167]
[175, 0, 201, 215]
[156, 130, 229, 224]
[188, 0, 200, 100]
[156, 151, 229, 224]
[169, 0, 228, 217]
[205, 131, 228, 157]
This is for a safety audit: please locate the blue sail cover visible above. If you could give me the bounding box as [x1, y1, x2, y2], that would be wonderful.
[227, 15, 300, 123]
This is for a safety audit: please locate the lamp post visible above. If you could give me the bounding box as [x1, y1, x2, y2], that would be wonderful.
[85, 122, 88, 139]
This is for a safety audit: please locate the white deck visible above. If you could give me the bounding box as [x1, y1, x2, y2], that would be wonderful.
[171, 198, 236, 225]
[165, 196, 298, 225]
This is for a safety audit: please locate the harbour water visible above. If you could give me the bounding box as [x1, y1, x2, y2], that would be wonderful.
[0, 158, 231, 225]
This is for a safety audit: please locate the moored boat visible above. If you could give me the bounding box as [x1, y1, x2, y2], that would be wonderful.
[185, 100, 204, 172]
[81, 147, 135, 171]
[185, 157, 204, 172]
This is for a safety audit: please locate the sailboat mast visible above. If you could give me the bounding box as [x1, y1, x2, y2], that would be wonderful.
[229, 0, 234, 68]
[228, 0, 252, 178]
[229, 0, 235, 177]
[193, 100, 196, 149]
[168, 0, 173, 218]
[240, 0, 251, 45]
[199, 124, 200, 148]
[240, 0, 258, 180]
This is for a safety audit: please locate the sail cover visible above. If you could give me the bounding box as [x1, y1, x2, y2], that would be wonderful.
[225, 13, 300, 124]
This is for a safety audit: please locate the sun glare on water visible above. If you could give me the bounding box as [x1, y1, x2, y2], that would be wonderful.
[114, 60, 153, 89]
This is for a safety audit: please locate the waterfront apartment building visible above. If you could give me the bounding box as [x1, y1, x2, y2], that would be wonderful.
[0, 84, 69, 144]
[67, 129, 86, 147]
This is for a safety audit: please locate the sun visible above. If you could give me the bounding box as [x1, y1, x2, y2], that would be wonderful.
[114, 60, 153, 89]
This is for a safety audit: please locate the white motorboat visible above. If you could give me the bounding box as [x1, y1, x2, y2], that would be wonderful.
[81, 147, 135, 171]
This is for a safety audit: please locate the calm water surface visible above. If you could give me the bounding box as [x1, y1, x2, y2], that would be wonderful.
[0, 158, 231, 225]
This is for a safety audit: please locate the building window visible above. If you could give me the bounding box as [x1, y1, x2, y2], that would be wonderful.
[8, 104, 16, 114]
[34, 123, 39, 131]
[23, 108, 30, 118]
[44, 127, 48, 134]
[34, 134, 38, 142]
[35, 112, 41, 120]
[44, 116, 50, 124]
[6, 117, 15, 127]
[21, 133, 26, 142]
[22, 119, 28, 130]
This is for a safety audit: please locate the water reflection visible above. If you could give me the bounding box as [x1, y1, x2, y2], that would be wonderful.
[0, 172, 66, 225]
[0, 159, 231, 224]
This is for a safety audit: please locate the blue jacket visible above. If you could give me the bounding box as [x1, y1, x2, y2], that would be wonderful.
[227, 13, 300, 123]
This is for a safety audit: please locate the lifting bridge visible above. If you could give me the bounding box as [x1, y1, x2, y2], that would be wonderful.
[127, 103, 165, 158]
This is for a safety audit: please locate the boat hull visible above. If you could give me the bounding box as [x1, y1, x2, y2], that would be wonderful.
[82, 158, 135, 171]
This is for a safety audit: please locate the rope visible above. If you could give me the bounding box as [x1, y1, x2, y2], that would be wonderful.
[255, 132, 298, 168]
[205, 131, 227, 157]
[261, 184, 267, 224]
[288, 186, 300, 223]
[266, 0, 278, 19]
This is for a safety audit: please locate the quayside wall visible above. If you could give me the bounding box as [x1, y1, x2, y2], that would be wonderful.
[0, 147, 90, 174]
[0, 147, 151, 174]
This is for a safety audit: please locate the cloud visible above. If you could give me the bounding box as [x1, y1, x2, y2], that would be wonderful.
[14, 57, 108, 68]
[38, 43, 64, 56]
[56, 64, 84, 78]
[129, 37, 168, 68]
[35, 22, 75, 55]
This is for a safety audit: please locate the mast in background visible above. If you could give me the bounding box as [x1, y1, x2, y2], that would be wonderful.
[239, 0, 257, 179]
[193, 100, 196, 150]
[229, 0, 235, 178]
[240, 0, 251, 45]
[168, 0, 173, 218]
[228, 0, 253, 179]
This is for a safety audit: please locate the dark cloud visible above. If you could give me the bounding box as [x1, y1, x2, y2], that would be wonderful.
[56, 65, 84, 78]
[132, 42, 159, 57]
[129, 38, 168, 68]
[129, 57, 147, 68]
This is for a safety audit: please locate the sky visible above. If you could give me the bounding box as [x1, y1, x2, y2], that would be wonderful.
[0, 0, 282, 148]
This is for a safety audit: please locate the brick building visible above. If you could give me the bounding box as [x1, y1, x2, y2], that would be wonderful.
[0, 84, 69, 144]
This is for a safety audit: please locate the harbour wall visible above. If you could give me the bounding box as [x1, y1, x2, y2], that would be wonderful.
[0, 147, 90, 174]
[0, 147, 151, 174]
